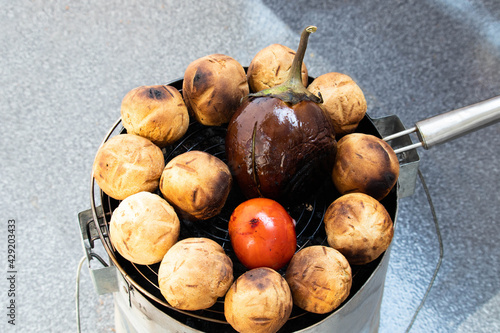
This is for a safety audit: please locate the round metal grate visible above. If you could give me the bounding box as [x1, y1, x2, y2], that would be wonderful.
[90, 78, 398, 332]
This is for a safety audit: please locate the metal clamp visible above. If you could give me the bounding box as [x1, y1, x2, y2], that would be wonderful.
[372, 115, 421, 199]
[383, 96, 500, 154]
[78, 207, 118, 295]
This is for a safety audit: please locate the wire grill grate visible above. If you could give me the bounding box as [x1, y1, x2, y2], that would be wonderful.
[89, 79, 397, 332]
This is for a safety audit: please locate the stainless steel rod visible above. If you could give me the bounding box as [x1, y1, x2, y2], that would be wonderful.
[393, 142, 423, 154]
[415, 96, 500, 149]
[383, 127, 417, 142]
[383, 96, 500, 153]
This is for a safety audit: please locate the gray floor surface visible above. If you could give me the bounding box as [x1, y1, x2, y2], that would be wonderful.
[1, 1, 499, 332]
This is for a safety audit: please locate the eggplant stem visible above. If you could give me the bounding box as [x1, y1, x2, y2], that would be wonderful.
[287, 25, 316, 85]
[247, 25, 322, 105]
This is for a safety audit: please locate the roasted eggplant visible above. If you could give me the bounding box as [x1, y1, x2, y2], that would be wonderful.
[225, 26, 337, 203]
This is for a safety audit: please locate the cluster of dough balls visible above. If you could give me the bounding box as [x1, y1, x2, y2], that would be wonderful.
[91, 38, 400, 333]
[93, 73, 236, 302]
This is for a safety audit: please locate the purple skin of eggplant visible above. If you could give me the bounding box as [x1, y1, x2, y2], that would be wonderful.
[225, 96, 336, 203]
[225, 25, 337, 204]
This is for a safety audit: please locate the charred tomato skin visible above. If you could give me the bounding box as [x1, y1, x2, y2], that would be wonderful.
[228, 198, 297, 270]
[225, 96, 337, 203]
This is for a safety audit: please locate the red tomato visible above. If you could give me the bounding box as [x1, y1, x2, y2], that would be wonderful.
[228, 198, 297, 270]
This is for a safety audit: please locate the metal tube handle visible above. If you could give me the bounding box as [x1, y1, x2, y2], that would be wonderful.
[415, 96, 500, 149]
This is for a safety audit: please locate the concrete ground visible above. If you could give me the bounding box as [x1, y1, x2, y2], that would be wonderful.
[1, 0, 499, 332]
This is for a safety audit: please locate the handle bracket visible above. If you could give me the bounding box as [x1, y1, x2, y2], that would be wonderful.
[78, 208, 118, 295]
[372, 115, 420, 199]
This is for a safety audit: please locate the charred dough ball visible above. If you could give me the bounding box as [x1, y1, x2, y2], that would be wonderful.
[285, 246, 352, 314]
[182, 54, 249, 126]
[109, 192, 180, 265]
[120, 85, 189, 147]
[158, 238, 233, 310]
[247, 43, 308, 93]
[92, 134, 165, 200]
[159, 150, 232, 221]
[224, 267, 293, 333]
[324, 193, 394, 265]
[332, 133, 399, 201]
[308, 72, 367, 137]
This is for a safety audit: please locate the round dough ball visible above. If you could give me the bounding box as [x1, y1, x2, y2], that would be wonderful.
[182, 54, 249, 126]
[285, 246, 352, 314]
[158, 238, 233, 311]
[159, 150, 232, 221]
[247, 43, 308, 93]
[224, 267, 293, 333]
[92, 134, 165, 200]
[332, 133, 399, 201]
[109, 192, 180, 265]
[308, 72, 367, 137]
[121, 85, 189, 147]
[324, 193, 394, 265]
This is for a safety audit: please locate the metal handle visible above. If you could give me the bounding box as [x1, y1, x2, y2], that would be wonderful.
[415, 96, 500, 149]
